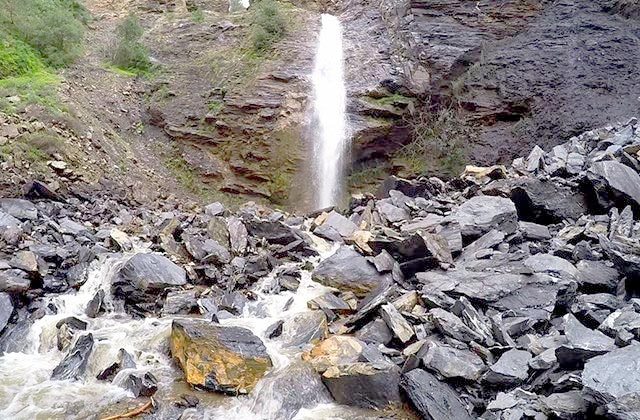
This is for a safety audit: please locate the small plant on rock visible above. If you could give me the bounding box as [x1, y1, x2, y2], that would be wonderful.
[250, 0, 286, 54]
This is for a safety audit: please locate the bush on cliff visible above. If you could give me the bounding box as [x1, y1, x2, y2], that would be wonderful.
[111, 14, 152, 75]
[251, 0, 287, 54]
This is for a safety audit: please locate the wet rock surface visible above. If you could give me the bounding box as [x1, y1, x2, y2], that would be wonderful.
[170, 319, 272, 395]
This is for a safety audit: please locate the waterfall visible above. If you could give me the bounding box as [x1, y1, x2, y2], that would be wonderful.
[311, 14, 348, 209]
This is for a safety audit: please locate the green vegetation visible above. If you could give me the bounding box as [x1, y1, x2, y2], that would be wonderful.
[394, 106, 468, 178]
[250, 0, 287, 54]
[207, 100, 224, 114]
[365, 93, 414, 108]
[348, 166, 387, 191]
[0, 35, 44, 78]
[111, 14, 152, 75]
[0, 0, 87, 68]
[191, 8, 204, 24]
[0, 130, 67, 172]
[267, 128, 301, 204]
[0, 71, 62, 113]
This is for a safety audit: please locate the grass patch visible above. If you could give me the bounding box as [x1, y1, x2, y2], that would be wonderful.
[0, 71, 63, 113]
[0, 130, 67, 172]
[366, 93, 414, 107]
[110, 14, 152, 76]
[0, 34, 45, 78]
[191, 8, 204, 23]
[207, 100, 224, 115]
[394, 106, 468, 178]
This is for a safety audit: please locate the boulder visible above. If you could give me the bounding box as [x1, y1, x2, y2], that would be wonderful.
[556, 314, 616, 367]
[56, 317, 87, 352]
[123, 372, 158, 397]
[380, 303, 414, 343]
[454, 196, 518, 237]
[483, 349, 532, 387]
[51, 333, 94, 380]
[0, 199, 37, 220]
[322, 363, 401, 409]
[0, 211, 20, 229]
[422, 342, 486, 381]
[400, 369, 473, 420]
[0, 293, 13, 332]
[245, 219, 299, 245]
[97, 348, 136, 381]
[9, 251, 38, 273]
[227, 216, 248, 255]
[281, 310, 327, 347]
[576, 260, 620, 293]
[170, 319, 272, 394]
[0, 270, 30, 293]
[313, 211, 358, 241]
[588, 160, 640, 209]
[113, 253, 186, 303]
[523, 254, 578, 279]
[303, 335, 365, 373]
[430, 308, 483, 343]
[85, 290, 104, 318]
[582, 344, 640, 404]
[162, 289, 197, 316]
[542, 391, 588, 419]
[250, 361, 332, 420]
[355, 318, 393, 345]
[312, 246, 392, 297]
[510, 178, 588, 223]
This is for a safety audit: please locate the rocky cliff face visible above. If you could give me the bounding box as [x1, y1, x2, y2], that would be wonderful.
[381, 0, 640, 167]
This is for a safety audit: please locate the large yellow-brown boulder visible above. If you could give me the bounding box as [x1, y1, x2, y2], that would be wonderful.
[170, 319, 272, 394]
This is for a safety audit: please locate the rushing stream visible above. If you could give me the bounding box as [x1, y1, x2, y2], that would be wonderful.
[0, 238, 393, 419]
[311, 14, 349, 209]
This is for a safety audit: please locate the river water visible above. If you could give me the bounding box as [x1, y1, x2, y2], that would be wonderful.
[0, 239, 401, 419]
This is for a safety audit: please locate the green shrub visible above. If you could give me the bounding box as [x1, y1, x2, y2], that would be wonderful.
[395, 106, 469, 178]
[111, 14, 151, 74]
[191, 8, 204, 23]
[0, 71, 62, 113]
[0, 33, 44, 78]
[250, 0, 286, 54]
[0, 0, 86, 68]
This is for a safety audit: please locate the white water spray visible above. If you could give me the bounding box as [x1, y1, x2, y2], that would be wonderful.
[311, 14, 348, 209]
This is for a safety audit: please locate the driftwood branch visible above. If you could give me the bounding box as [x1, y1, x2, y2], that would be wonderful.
[99, 399, 153, 420]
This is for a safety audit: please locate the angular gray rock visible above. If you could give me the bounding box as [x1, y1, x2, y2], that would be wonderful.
[380, 303, 414, 343]
[322, 363, 401, 409]
[313, 211, 358, 241]
[422, 343, 486, 381]
[400, 369, 473, 420]
[312, 246, 392, 297]
[430, 308, 483, 343]
[51, 333, 94, 380]
[123, 371, 158, 397]
[523, 254, 578, 278]
[250, 361, 332, 420]
[454, 196, 518, 237]
[483, 349, 532, 387]
[355, 318, 393, 345]
[576, 260, 620, 293]
[510, 178, 588, 223]
[556, 314, 616, 367]
[281, 311, 327, 347]
[0, 293, 13, 332]
[588, 160, 640, 208]
[0, 270, 30, 293]
[582, 344, 640, 404]
[0, 199, 37, 220]
[113, 253, 186, 303]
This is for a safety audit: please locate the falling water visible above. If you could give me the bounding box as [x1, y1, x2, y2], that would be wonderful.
[311, 14, 348, 209]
